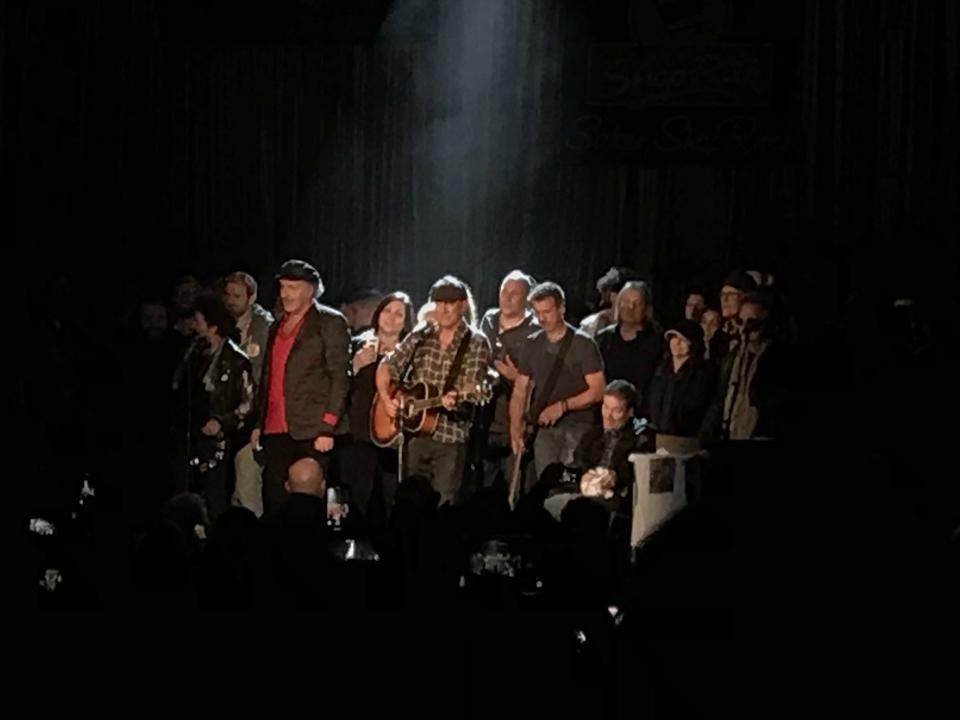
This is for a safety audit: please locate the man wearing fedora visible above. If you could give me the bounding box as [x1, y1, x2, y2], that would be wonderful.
[250, 260, 351, 515]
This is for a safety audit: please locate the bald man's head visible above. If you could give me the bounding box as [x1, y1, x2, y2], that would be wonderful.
[284, 457, 326, 497]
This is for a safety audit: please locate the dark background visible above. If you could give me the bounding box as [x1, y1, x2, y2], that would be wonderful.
[5, 0, 958, 490]
[7, 6, 959, 681]
[7, 0, 956, 310]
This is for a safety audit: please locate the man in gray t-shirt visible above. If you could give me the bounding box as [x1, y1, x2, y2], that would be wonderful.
[511, 282, 606, 487]
[478, 270, 538, 487]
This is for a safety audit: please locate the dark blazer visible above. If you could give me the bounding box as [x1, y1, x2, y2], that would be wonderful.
[254, 301, 351, 440]
[574, 416, 654, 495]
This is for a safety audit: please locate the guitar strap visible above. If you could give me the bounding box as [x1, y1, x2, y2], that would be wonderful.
[399, 329, 429, 383]
[442, 329, 473, 395]
[529, 329, 575, 422]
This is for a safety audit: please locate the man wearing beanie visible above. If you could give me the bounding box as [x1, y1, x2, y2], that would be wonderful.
[250, 260, 351, 515]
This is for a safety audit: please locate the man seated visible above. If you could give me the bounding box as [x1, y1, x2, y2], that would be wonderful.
[542, 380, 653, 522]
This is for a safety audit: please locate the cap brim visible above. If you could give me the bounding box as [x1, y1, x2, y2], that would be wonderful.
[431, 289, 467, 302]
[276, 274, 317, 284]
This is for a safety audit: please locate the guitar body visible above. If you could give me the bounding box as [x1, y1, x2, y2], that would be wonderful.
[370, 381, 442, 447]
[371, 380, 485, 448]
[508, 379, 536, 510]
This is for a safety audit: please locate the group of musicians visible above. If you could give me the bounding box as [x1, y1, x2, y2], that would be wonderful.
[181, 258, 672, 530]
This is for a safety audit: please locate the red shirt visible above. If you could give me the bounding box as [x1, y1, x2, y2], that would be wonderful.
[264, 312, 308, 435]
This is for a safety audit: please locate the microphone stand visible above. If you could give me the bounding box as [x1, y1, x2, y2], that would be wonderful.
[173, 338, 198, 494]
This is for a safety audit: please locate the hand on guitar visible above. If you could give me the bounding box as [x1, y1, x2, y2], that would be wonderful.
[537, 401, 565, 427]
[441, 390, 459, 411]
[383, 395, 401, 419]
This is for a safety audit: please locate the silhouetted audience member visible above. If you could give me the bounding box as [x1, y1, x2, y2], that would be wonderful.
[130, 521, 197, 609]
[159, 492, 209, 567]
[262, 458, 330, 608]
[197, 506, 269, 610]
[123, 298, 181, 523]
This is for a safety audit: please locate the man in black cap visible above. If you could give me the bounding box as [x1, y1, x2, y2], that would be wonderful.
[710, 269, 758, 363]
[250, 259, 351, 515]
[375, 275, 492, 506]
[702, 291, 786, 440]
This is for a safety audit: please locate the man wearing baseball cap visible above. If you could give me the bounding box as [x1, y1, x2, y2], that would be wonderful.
[250, 259, 351, 515]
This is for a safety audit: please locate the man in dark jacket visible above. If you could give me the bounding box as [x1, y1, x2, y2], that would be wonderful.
[176, 293, 254, 520]
[709, 269, 758, 364]
[251, 260, 351, 515]
[541, 380, 654, 522]
[701, 291, 786, 441]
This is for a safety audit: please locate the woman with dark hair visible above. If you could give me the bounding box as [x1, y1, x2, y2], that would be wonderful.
[337, 292, 415, 532]
[647, 319, 714, 438]
[174, 293, 254, 520]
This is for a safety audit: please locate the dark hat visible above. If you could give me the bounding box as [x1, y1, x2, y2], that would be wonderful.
[276, 259, 321, 286]
[665, 318, 705, 347]
[429, 275, 468, 303]
[721, 270, 758, 293]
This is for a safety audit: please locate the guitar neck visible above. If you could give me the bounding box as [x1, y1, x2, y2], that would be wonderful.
[406, 390, 480, 414]
[404, 385, 483, 414]
[407, 397, 446, 413]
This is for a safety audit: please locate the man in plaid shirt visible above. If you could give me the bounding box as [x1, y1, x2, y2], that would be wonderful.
[376, 276, 492, 506]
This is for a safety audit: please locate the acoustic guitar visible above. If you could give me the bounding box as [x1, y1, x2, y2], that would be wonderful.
[370, 380, 489, 447]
